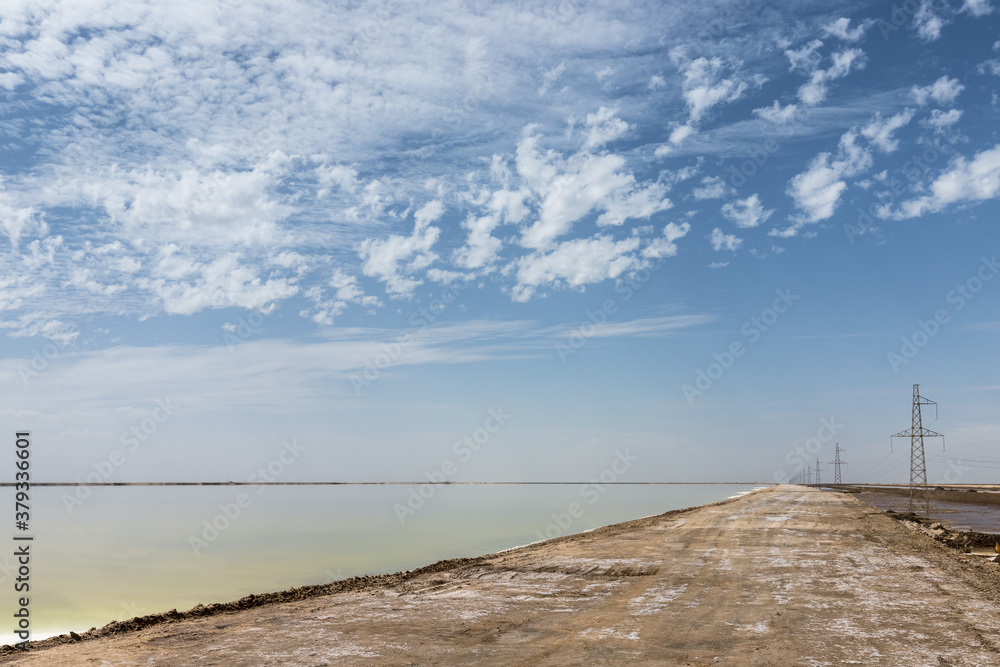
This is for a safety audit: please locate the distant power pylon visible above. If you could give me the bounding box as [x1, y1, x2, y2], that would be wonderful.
[828, 443, 847, 484]
[891, 384, 945, 515]
[815, 457, 821, 485]
[806, 464, 813, 486]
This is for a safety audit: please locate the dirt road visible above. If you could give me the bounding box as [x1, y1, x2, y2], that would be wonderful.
[6, 486, 1000, 665]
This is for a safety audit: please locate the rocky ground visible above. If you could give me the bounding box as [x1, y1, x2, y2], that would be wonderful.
[4, 485, 1000, 665]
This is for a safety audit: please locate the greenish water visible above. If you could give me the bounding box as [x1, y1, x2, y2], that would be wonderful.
[2, 484, 760, 644]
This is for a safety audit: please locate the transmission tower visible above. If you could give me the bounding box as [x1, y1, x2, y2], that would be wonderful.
[891, 384, 944, 515]
[828, 443, 847, 484]
[815, 457, 821, 485]
[806, 464, 812, 486]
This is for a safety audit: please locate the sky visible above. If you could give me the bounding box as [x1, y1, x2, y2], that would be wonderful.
[2, 0, 1000, 488]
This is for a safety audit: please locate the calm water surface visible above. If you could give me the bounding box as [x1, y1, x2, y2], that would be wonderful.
[6, 484, 760, 643]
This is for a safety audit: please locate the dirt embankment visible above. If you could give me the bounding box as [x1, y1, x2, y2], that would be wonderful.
[837, 484, 1000, 506]
[5, 486, 1000, 665]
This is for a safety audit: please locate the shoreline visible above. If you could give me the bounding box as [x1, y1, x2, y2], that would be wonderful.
[2, 486, 767, 656]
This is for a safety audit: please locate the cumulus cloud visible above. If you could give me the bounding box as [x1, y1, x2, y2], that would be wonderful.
[0, 181, 48, 249]
[721, 194, 774, 228]
[582, 106, 631, 151]
[677, 54, 750, 122]
[665, 48, 759, 148]
[514, 121, 671, 250]
[912, 76, 964, 105]
[643, 222, 691, 259]
[511, 235, 642, 302]
[923, 108, 963, 131]
[962, 0, 994, 15]
[885, 144, 1000, 218]
[914, 0, 948, 40]
[860, 110, 915, 153]
[710, 228, 742, 252]
[358, 201, 443, 298]
[300, 269, 381, 326]
[797, 48, 866, 106]
[785, 40, 824, 73]
[823, 18, 873, 42]
[692, 176, 731, 200]
[753, 100, 798, 124]
[784, 131, 872, 232]
[139, 247, 299, 315]
[978, 59, 1000, 76]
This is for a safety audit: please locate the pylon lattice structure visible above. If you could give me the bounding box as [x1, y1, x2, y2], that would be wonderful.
[891, 384, 944, 516]
[815, 458, 821, 485]
[829, 443, 847, 484]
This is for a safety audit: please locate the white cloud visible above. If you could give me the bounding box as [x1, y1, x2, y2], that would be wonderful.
[823, 18, 873, 42]
[721, 194, 774, 228]
[514, 123, 671, 250]
[583, 106, 630, 151]
[797, 48, 865, 106]
[914, 0, 948, 41]
[455, 213, 504, 271]
[924, 108, 963, 131]
[539, 61, 566, 97]
[979, 60, 1000, 76]
[962, 0, 994, 15]
[753, 100, 798, 124]
[672, 49, 751, 123]
[710, 228, 741, 252]
[692, 176, 731, 200]
[860, 110, 915, 153]
[316, 164, 360, 197]
[643, 222, 691, 259]
[0, 180, 48, 248]
[139, 247, 299, 315]
[668, 124, 696, 147]
[511, 235, 642, 301]
[648, 74, 665, 89]
[0, 312, 78, 345]
[911, 76, 964, 105]
[358, 201, 443, 298]
[785, 40, 824, 73]
[887, 144, 1000, 218]
[785, 131, 872, 230]
[299, 269, 381, 326]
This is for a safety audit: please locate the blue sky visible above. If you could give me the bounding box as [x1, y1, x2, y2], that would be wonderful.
[2, 0, 1000, 487]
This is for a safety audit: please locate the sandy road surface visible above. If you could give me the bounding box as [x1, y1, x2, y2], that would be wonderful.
[6, 486, 1000, 665]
